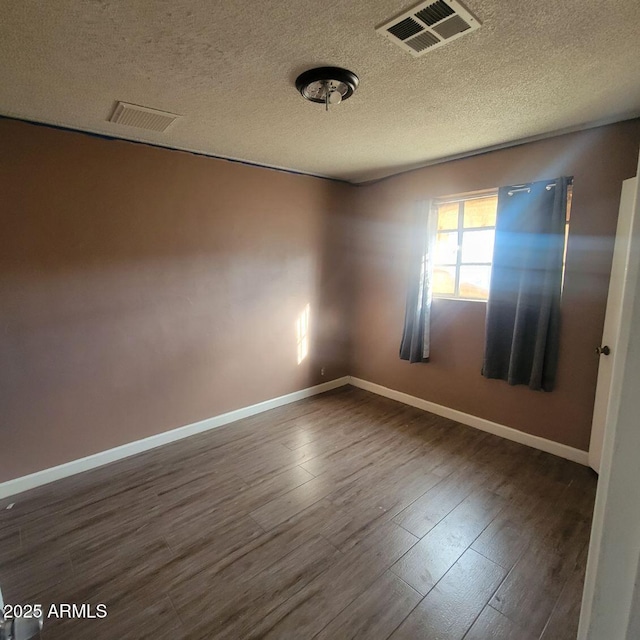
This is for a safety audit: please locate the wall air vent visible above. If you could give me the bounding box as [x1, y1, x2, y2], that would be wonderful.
[108, 102, 180, 132]
[376, 0, 481, 57]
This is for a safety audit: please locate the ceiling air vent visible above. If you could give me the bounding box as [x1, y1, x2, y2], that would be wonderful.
[376, 0, 481, 57]
[108, 102, 180, 132]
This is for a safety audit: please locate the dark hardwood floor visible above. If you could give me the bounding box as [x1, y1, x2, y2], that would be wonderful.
[0, 386, 597, 639]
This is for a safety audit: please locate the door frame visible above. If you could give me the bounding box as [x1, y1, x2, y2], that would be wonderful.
[579, 158, 640, 638]
[588, 177, 638, 471]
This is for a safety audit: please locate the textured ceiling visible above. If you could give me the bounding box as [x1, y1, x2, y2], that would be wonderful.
[1, 0, 639, 183]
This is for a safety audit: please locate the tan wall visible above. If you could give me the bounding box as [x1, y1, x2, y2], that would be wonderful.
[348, 120, 640, 452]
[2, 118, 638, 483]
[0, 119, 351, 482]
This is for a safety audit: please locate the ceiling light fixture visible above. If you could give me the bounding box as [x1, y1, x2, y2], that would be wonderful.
[295, 67, 359, 111]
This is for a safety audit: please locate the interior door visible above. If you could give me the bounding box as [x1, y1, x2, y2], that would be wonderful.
[589, 176, 638, 472]
[579, 155, 640, 639]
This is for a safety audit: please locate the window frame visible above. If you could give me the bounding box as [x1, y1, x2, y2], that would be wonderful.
[432, 190, 498, 302]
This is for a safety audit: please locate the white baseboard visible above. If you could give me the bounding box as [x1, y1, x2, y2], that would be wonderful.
[0, 373, 588, 499]
[348, 377, 590, 466]
[0, 376, 351, 500]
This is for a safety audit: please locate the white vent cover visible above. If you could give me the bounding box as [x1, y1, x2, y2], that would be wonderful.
[108, 102, 180, 132]
[376, 0, 481, 57]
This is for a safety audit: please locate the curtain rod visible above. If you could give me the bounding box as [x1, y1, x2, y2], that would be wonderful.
[507, 177, 573, 196]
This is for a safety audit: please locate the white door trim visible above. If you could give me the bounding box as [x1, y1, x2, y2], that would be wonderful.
[588, 177, 638, 471]
[579, 161, 640, 639]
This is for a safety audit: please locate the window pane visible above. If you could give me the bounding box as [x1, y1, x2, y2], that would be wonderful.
[435, 232, 458, 264]
[436, 202, 459, 231]
[463, 196, 497, 228]
[459, 265, 491, 299]
[433, 266, 456, 295]
[461, 229, 494, 263]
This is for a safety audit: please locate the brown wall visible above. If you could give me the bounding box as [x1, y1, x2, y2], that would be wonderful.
[0, 119, 351, 482]
[349, 120, 640, 452]
[2, 118, 638, 483]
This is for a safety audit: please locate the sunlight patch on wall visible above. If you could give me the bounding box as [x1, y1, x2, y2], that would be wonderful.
[296, 303, 310, 364]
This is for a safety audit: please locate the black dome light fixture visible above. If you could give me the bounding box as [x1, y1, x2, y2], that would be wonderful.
[295, 67, 359, 111]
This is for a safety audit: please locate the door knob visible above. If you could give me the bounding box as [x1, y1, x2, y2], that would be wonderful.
[596, 345, 611, 356]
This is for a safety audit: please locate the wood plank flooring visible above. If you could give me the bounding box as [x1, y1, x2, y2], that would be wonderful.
[0, 386, 597, 639]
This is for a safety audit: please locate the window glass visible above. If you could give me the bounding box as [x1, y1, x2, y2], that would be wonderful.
[459, 265, 491, 300]
[433, 266, 456, 295]
[461, 229, 494, 264]
[463, 197, 497, 228]
[432, 193, 498, 300]
[435, 232, 459, 265]
[436, 202, 459, 230]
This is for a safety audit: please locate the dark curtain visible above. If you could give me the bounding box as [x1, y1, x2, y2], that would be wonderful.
[400, 205, 433, 363]
[482, 177, 569, 391]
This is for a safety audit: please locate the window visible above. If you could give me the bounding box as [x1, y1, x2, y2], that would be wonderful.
[432, 192, 498, 300]
[432, 186, 573, 301]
